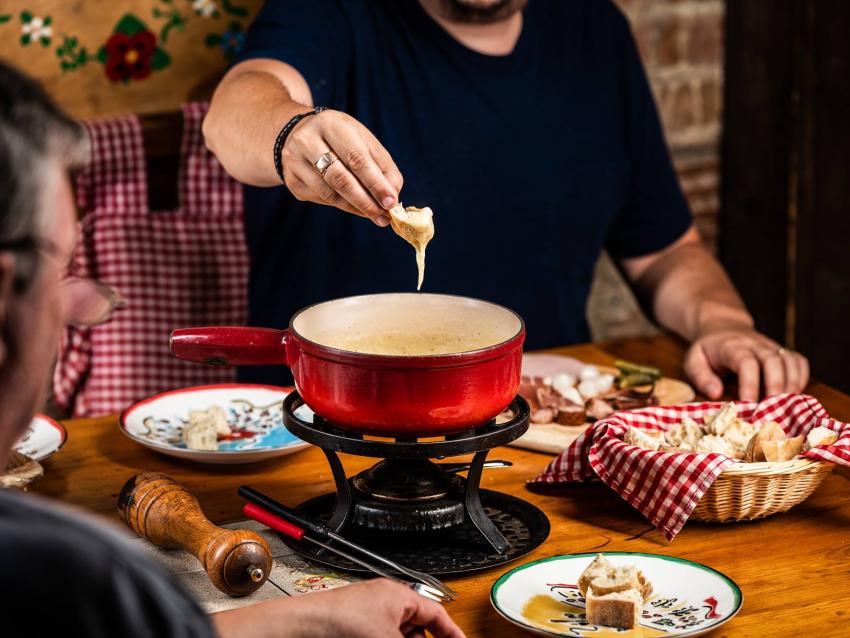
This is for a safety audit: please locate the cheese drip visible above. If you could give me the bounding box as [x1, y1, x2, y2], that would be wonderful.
[388, 204, 434, 290]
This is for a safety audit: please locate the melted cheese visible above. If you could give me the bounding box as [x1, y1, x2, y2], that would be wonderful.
[316, 326, 504, 356]
[388, 204, 434, 290]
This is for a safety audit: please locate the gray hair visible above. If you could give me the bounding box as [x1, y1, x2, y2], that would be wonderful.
[0, 60, 89, 244]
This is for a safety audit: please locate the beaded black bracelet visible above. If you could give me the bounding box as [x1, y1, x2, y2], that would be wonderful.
[273, 106, 327, 184]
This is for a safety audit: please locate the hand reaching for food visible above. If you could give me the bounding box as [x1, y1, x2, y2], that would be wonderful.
[278, 108, 403, 226]
[684, 328, 810, 401]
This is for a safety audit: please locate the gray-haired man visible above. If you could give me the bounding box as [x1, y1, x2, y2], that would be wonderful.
[0, 61, 464, 638]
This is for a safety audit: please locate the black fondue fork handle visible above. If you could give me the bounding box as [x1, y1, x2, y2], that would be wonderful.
[242, 503, 447, 603]
[238, 485, 459, 600]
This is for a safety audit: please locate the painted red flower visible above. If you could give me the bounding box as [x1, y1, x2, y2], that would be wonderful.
[104, 30, 156, 82]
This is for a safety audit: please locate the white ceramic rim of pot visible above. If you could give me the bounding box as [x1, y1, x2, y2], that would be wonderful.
[289, 292, 525, 359]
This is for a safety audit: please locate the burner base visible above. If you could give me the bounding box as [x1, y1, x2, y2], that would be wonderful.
[279, 489, 550, 576]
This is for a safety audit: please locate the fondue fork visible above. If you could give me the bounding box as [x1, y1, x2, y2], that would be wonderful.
[242, 503, 448, 603]
[239, 486, 459, 601]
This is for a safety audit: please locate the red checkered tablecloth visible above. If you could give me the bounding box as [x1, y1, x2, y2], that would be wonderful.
[531, 393, 850, 540]
[53, 103, 248, 417]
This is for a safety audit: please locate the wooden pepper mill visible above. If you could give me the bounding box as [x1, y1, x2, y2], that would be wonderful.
[118, 472, 272, 597]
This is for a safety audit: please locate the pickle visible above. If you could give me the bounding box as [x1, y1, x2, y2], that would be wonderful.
[614, 359, 662, 380]
[618, 372, 657, 389]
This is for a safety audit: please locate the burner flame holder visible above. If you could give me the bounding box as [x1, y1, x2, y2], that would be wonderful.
[282, 392, 530, 553]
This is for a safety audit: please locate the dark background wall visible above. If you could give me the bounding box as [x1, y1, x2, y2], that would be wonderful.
[721, 0, 850, 392]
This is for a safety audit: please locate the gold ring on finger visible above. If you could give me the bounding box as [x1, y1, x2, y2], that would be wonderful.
[776, 347, 787, 356]
[314, 151, 337, 176]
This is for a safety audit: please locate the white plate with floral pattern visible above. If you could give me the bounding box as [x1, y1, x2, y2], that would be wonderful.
[13, 414, 67, 461]
[120, 384, 311, 464]
[491, 552, 742, 637]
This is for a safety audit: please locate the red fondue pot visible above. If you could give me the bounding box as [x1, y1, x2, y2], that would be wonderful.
[170, 293, 525, 436]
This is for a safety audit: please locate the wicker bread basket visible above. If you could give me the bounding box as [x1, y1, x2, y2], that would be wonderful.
[691, 457, 834, 522]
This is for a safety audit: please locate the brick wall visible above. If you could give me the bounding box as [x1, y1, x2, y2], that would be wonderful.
[587, 0, 725, 341]
[623, 0, 725, 249]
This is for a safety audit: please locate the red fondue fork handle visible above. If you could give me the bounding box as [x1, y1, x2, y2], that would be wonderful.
[243, 503, 304, 541]
[170, 327, 290, 366]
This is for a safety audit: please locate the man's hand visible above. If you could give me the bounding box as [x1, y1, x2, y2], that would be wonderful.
[622, 226, 810, 401]
[684, 327, 810, 401]
[212, 579, 466, 638]
[280, 109, 403, 227]
[205, 60, 402, 225]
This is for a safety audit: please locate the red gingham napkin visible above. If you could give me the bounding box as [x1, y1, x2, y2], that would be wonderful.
[531, 394, 850, 540]
[53, 103, 248, 416]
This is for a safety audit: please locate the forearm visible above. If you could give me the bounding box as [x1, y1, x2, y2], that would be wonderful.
[634, 243, 754, 342]
[211, 598, 317, 638]
[204, 69, 308, 186]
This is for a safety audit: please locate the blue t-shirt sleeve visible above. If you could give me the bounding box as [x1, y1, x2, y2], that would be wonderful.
[233, 0, 352, 108]
[605, 10, 693, 259]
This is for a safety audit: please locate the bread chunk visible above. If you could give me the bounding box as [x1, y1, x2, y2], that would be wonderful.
[805, 426, 839, 451]
[665, 417, 703, 449]
[696, 434, 735, 457]
[762, 435, 804, 462]
[183, 418, 218, 451]
[723, 419, 757, 459]
[587, 565, 650, 597]
[624, 426, 664, 451]
[705, 402, 737, 435]
[183, 405, 230, 451]
[578, 554, 653, 600]
[578, 554, 612, 597]
[388, 204, 434, 291]
[744, 421, 786, 462]
[586, 588, 643, 630]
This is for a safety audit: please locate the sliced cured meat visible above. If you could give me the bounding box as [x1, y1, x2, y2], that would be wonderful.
[519, 376, 547, 409]
[530, 407, 556, 424]
[586, 397, 615, 421]
[556, 405, 587, 425]
[536, 386, 580, 410]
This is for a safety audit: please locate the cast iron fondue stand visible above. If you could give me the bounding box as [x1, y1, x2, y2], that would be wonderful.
[171, 293, 550, 574]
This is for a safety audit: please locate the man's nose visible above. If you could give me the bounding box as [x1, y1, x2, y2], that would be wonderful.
[59, 277, 126, 327]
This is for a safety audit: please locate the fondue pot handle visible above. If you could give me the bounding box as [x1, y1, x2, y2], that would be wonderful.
[118, 473, 272, 597]
[170, 327, 290, 366]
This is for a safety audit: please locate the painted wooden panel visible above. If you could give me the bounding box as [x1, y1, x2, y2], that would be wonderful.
[0, 0, 264, 118]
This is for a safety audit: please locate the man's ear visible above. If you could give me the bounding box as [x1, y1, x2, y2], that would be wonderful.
[0, 252, 17, 366]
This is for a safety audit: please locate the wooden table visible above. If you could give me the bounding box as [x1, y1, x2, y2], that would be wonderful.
[34, 335, 850, 637]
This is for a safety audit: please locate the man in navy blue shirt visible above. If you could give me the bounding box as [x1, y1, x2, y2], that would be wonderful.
[205, 0, 809, 400]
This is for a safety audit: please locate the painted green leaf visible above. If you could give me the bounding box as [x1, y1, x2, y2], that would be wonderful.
[69, 36, 77, 47]
[0, 15, 12, 24]
[43, 15, 52, 26]
[204, 33, 221, 47]
[56, 45, 65, 56]
[40, 36, 50, 47]
[20, 10, 32, 23]
[115, 14, 147, 37]
[20, 33, 31, 46]
[222, 0, 248, 18]
[96, 46, 108, 63]
[150, 47, 171, 71]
